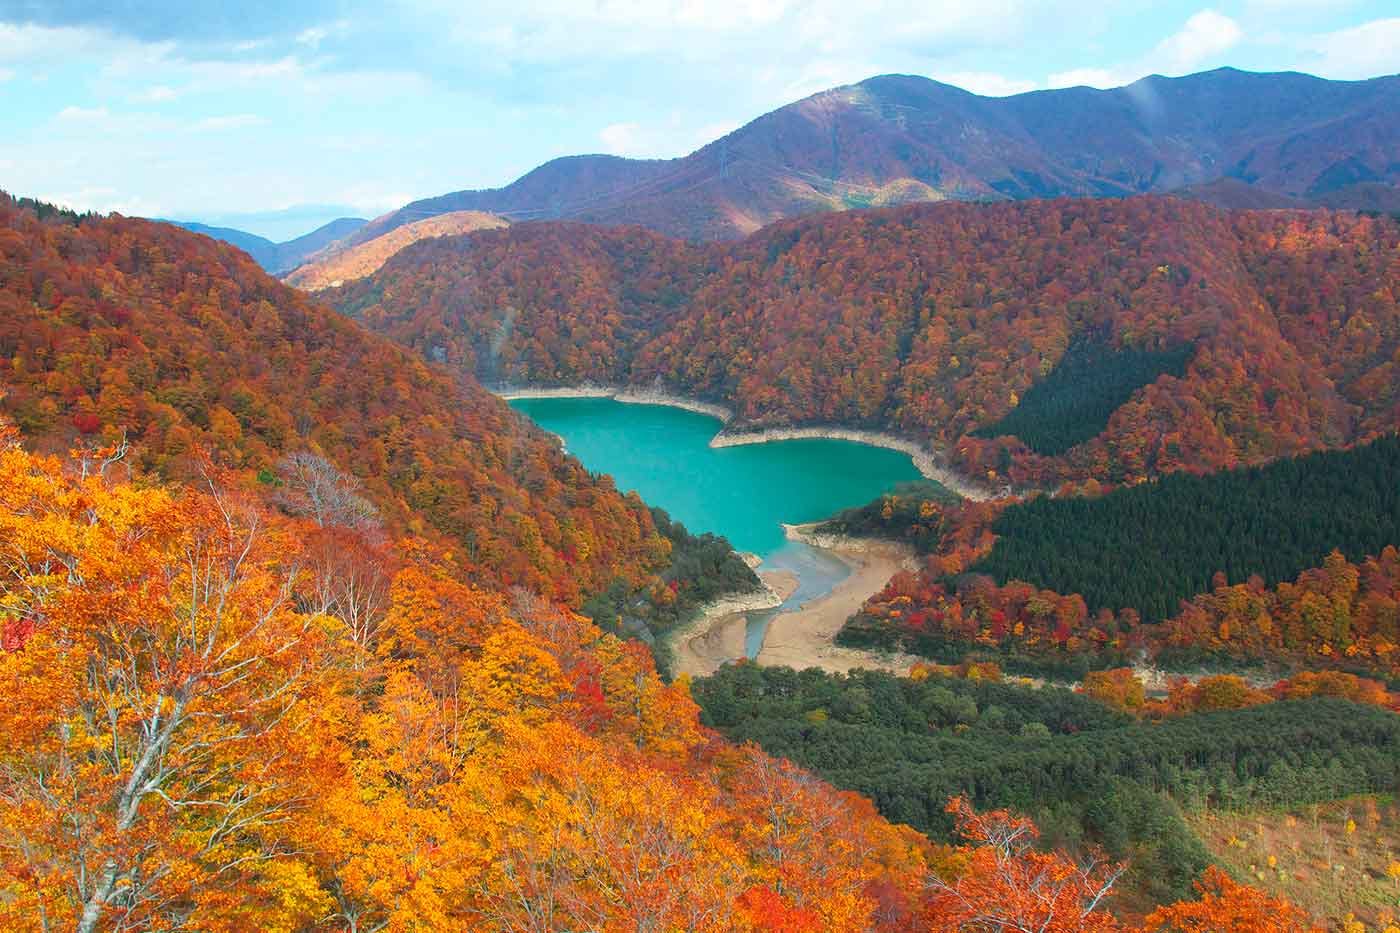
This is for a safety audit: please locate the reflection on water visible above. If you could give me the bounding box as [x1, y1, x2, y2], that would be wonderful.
[743, 539, 851, 658]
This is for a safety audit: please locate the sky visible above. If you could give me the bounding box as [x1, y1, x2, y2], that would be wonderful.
[1, 1, 1397, 240]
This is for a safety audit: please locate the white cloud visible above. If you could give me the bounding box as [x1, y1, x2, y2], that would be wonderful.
[1305, 17, 1400, 79]
[458, 0, 794, 49]
[597, 112, 747, 159]
[1045, 9, 1243, 90]
[598, 122, 645, 156]
[55, 105, 112, 123]
[190, 113, 267, 132]
[0, 22, 124, 66]
[936, 70, 1038, 96]
[41, 186, 167, 218]
[297, 26, 330, 47]
[1153, 9, 1243, 73]
[443, 0, 1039, 70]
[333, 184, 420, 215]
[0, 67, 13, 81]
[295, 20, 352, 50]
[133, 84, 178, 102]
[693, 120, 741, 144]
[1244, 0, 1360, 10]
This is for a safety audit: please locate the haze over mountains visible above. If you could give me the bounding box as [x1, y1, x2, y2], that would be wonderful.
[171, 216, 368, 274]
[284, 210, 508, 290]
[337, 67, 1400, 245]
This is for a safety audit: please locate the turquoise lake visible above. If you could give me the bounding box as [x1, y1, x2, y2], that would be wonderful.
[509, 397, 922, 556]
[510, 397, 924, 658]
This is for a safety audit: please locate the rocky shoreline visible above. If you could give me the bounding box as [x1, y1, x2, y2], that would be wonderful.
[493, 384, 617, 401]
[782, 521, 891, 552]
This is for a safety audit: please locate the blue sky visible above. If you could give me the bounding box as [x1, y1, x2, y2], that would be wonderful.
[2, 1, 1397, 240]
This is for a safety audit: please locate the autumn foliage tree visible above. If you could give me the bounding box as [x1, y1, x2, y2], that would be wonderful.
[0, 193, 671, 605]
[923, 797, 1127, 933]
[0, 443, 339, 931]
[1140, 866, 1322, 933]
[919, 799, 1328, 933]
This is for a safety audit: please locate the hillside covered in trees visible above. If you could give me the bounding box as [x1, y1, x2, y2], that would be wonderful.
[974, 434, 1400, 624]
[0, 193, 670, 605]
[839, 436, 1400, 678]
[0, 432, 942, 931]
[331, 196, 1400, 489]
[0, 194, 772, 665]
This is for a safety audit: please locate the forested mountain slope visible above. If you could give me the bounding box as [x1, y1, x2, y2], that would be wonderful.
[841, 437, 1400, 678]
[348, 68, 1400, 242]
[0, 193, 666, 604]
[0, 422, 944, 932]
[333, 196, 1400, 489]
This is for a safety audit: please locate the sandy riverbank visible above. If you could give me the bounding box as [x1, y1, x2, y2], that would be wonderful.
[753, 524, 926, 675]
[670, 570, 799, 678]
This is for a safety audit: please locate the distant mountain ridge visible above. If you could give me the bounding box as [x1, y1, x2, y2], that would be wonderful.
[285, 210, 508, 290]
[169, 216, 367, 273]
[349, 67, 1400, 242]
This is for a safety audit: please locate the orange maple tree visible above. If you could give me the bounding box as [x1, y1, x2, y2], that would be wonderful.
[923, 797, 1127, 933]
[1140, 865, 1322, 933]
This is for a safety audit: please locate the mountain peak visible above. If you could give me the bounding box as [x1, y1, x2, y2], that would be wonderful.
[336, 67, 1400, 245]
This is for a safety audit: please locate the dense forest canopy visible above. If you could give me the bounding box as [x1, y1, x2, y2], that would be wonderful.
[0, 434, 952, 931]
[831, 435, 1400, 678]
[972, 333, 1195, 456]
[973, 433, 1400, 623]
[0, 194, 772, 673]
[817, 480, 959, 554]
[332, 197, 1400, 489]
[0, 197, 944, 931]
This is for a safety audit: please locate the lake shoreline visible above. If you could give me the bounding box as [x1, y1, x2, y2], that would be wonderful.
[495, 384, 994, 501]
[494, 383, 735, 422]
[669, 526, 924, 679]
[712, 426, 990, 501]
